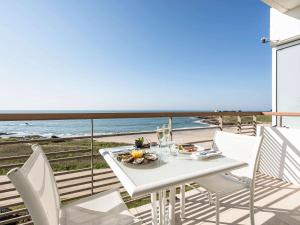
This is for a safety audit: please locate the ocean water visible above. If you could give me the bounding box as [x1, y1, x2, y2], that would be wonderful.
[0, 117, 210, 138]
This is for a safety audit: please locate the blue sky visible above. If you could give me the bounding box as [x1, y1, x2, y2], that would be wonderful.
[0, 0, 271, 111]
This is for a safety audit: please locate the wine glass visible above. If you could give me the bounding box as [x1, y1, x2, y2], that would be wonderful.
[156, 126, 165, 147]
[163, 124, 171, 142]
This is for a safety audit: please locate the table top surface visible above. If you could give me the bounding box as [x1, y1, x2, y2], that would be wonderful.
[100, 146, 247, 197]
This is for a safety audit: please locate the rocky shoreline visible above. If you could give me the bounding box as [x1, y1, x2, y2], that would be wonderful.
[0, 134, 62, 141]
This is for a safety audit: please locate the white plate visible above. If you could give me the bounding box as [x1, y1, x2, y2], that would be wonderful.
[191, 150, 222, 160]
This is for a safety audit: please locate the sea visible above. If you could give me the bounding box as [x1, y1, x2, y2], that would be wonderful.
[0, 111, 211, 138]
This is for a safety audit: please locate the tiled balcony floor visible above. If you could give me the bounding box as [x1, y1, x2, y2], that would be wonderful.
[130, 173, 300, 225]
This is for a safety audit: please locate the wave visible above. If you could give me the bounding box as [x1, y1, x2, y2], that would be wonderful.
[193, 119, 209, 125]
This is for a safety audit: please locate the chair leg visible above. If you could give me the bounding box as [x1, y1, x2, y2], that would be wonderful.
[180, 184, 185, 219]
[249, 190, 255, 225]
[215, 194, 220, 225]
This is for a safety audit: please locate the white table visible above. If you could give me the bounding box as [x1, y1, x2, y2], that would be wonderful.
[100, 146, 247, 225]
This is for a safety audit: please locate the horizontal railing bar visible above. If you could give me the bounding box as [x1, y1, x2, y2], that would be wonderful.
[0, 162, 24, 170]
[92, 181, 121, 190]
[0, 154, 30, 161]
[0, 193, 20, 202]
[56, 173, 92, 183]
[0, 111, 264, 121]
[0, 187, 15, 193]
[0, 214, 31, 225]
[0, 179, 120, 202]
[61, 193, 91, 203]
[240, 131, 255, 134]
[56, 171, 115, 183]
[19, 221, 33, 225]
[262, 112, 300, 116]
[54, 168, 92, 176]
[60, 181, 122, 196]
[60, 187, 92, 196]
[46, 148, 90, 156]
[0, 149, 91, 161]
[49, 155, 91, 163]
[58, 176, 118, 189]
[0, 136, 91, 145]
[1, 200, 24, 208]
[58, 180, 92, 189]
[0, 208, 27, 218]
[0, 155, 91, 169]
[0, 180, 11, 186]
[0, 174, 117, 193]
[241, 125, 256, 127]
[0, 168, 111, 187]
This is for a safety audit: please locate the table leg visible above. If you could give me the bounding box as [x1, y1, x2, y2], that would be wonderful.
[159, 191, 164, 225]
[180, 184, 185, 219]
[162, 190, 167, 224]
[168, 187, 176, 225]
[151, 193, 158, 225]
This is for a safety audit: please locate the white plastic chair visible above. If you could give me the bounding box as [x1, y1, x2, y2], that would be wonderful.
[182, 131, 263, 225]
[7, 144, 141, 225]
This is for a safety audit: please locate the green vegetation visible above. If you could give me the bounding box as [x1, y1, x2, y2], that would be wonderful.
[203, 115, 272, 125]
[256, 115, 272, 123]
[0, 139, 129, 175]
[223, 115, 272, 125]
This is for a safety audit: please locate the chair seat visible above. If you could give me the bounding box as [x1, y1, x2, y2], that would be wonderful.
[195, 173, 250, 197]
[60, 190, 141, 225]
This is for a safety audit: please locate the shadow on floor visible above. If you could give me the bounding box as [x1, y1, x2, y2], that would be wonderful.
[132, 173, 300, 225]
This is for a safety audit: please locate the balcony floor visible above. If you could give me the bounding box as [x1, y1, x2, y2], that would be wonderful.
[130, 173, 300, 225]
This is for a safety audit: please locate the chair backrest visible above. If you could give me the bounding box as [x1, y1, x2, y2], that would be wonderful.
[7, 145, 60, 225]
[212, 131, 263, 180]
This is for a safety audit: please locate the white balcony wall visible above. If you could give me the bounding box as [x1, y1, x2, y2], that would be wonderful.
[258, 126, 300, 185]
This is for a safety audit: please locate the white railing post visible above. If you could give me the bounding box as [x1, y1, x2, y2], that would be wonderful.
[237, 115, 242, 134]
[169, 117, 173, 141]
[218, 116, 223, 131]
[253, 115, 257, 136]
[91, 119, 94, 195]
[279, 116, 283, 127]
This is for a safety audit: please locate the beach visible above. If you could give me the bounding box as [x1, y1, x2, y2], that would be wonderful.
[96, 126, 239, 149]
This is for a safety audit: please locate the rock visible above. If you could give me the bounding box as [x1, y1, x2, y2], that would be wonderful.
[51, 135, 65, 143]
[0, 132, 15, 136]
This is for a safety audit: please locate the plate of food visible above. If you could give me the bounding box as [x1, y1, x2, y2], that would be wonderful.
[178, 144, 199, 154]
[115, 150, 158, 165]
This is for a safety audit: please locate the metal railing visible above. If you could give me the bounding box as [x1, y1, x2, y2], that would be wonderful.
[0, 111, 273, 224]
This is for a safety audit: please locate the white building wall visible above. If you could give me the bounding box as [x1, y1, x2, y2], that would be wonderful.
[270, 8, 300, 127]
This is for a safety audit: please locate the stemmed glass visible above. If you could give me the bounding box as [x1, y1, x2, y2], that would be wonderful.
[156, 126, 165, 147]
[156, 124, 176, 160]
[156, 124, 172, 145]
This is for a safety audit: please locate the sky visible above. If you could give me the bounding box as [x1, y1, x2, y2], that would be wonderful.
[0, 0, 271, 111]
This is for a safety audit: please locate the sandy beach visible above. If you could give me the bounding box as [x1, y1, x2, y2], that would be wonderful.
[96, 126, 241, 149]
